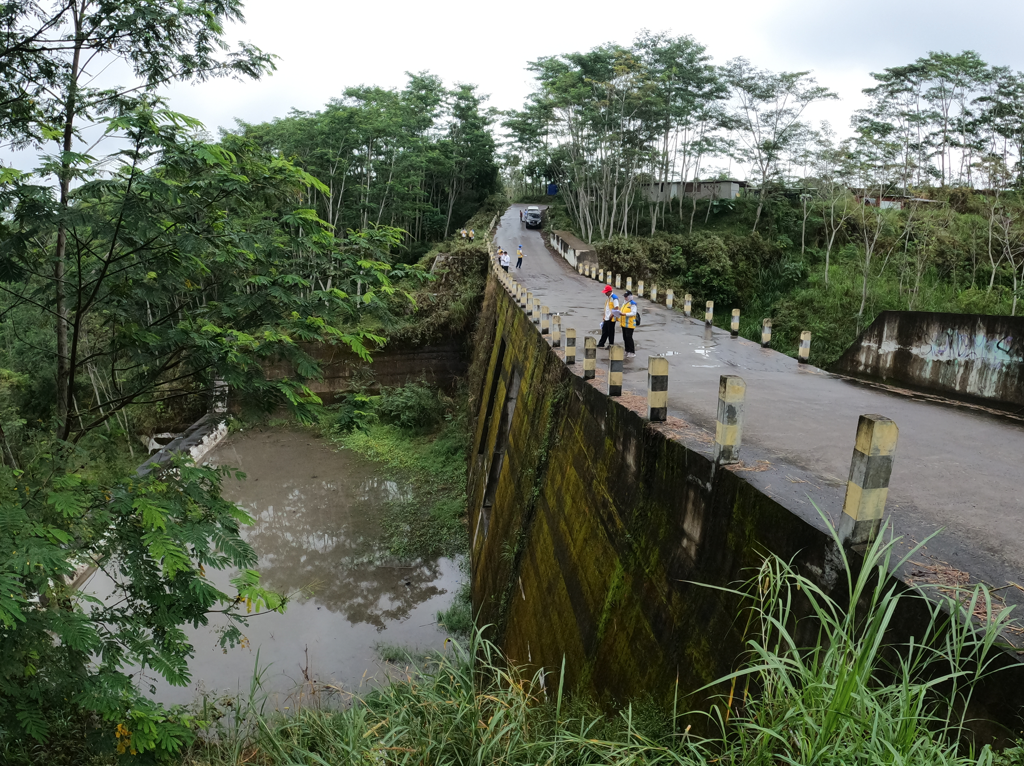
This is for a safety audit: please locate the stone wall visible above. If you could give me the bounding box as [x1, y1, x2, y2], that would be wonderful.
[832, 312, 1024, 412]
[264, 338, 468, 404]
[467, 274, 1024, 734]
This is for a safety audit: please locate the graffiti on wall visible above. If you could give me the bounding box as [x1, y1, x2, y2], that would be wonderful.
[914, 329, 1022, 367]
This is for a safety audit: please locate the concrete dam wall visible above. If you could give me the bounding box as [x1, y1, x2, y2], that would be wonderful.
[467, 272, 1024, 729]
[833, 311, 1024, 413]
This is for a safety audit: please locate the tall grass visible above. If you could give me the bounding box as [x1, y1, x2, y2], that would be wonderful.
[183, 519, 1021, 765]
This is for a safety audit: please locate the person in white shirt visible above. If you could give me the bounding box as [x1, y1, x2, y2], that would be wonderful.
[597, 285, 620, 348]
[500, 251, 511, 272]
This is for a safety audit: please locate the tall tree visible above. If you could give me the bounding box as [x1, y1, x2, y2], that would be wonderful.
[723, 57, 837, 232]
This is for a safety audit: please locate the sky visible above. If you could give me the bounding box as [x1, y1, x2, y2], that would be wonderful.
[158, 0, 1024, 151]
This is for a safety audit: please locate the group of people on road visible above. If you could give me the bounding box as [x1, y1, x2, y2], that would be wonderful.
[459, 228, 475, 242]
[495, 245, 525, 272]
[596, 285, 639, 358]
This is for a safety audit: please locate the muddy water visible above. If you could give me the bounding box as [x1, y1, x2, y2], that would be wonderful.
[85, 428, 460, 707]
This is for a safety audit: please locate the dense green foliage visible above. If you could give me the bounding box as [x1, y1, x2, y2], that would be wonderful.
[177, 525, 1020, 765]
[234, 76, 501, 254]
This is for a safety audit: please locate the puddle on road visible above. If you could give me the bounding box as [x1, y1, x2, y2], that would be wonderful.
[84, 429, 460, 707]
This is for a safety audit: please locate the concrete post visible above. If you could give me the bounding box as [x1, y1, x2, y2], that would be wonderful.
[647, 356, 668, 421]
[626, 277, 632, 292]
[552, 316, 561, 347]
[666, 289, 674, 310]
[839, 415, 899, 546]
[533, 298, 541, 325]
[599, 268, 605, 283]
[526, 291, 534, 317]
[705, 301, 714, 326]
[608, 345, 624, 396]
[583, 336, 596, 379]
[713, 375, 746, 465]
[615, 273, 621, 289]
[541, 306, 550, 335]
[684, 294, 692, 318]
[577, 263, 583, 275]
[651, 285, 658, 303]
[731, 309, 740, 337]
[519, 286, 526, 308]
[566, 328, 577, 364]
[799, 331, 811, 363]
[637, 280, 645, 297]
[761, 319, 772, 348]
[606, 272, 613, 286]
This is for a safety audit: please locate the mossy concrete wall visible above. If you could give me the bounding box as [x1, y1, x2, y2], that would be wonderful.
[467, 273, 1024, 730]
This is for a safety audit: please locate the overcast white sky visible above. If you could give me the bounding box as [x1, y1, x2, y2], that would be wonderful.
[159, 0, 1024, 150]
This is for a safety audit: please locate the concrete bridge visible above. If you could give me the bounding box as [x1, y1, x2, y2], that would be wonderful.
[468, 204, 1024, 730]
[494, 204, 1024, 612]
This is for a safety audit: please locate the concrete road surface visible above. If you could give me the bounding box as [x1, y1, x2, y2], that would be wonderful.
[495, 203, 1024, 613]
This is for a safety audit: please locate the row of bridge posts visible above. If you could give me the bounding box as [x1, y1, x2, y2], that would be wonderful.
[492, 249, 894, 547]
[577, 263, 815, 360]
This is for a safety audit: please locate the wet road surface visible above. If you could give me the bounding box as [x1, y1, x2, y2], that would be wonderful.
[497, 203, 1024, 611]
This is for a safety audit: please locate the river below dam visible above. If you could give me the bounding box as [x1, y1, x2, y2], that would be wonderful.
[83, 427, 461, 708]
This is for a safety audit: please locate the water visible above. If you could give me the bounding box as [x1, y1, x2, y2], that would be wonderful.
[83, 428, 461, 707]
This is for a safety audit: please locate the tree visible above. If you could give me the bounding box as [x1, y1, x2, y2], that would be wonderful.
[809, 123, 856, 285]
[723, 58, 837, 232]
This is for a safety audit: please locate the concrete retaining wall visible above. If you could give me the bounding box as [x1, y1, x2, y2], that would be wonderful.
[468, 275, 1024, 733]
[264, 339, 468, 404]
[833, 312, 1024, 412]
[550, 230, 597, 269]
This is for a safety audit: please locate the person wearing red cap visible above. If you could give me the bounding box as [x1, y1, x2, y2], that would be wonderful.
[597, 284, 620, 348]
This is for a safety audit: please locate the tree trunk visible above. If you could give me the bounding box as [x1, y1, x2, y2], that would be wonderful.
[55, 5, 84, 442]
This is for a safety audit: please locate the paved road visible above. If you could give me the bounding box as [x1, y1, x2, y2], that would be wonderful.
[496, 204, 1024, 607]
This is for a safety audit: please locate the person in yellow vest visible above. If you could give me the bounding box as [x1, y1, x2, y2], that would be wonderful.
[516, 245, 524, 269]
[460, 228, 467, 239]
[618, 290, 638, 358]
[468, 229, 475, 242]
[597, 285, 620, 348]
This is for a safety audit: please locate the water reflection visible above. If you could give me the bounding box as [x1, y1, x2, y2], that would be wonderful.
[89, 428, 461, 705]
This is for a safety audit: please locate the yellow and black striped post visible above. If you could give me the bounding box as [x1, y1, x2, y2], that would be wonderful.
[615, 273, 621, 289]
[583, 336, 596, 379]
[626, 277, 632, 292]
[606, 272, 612, 286]
[684, 293, 692, 317]
[713, 375, 746, 465]
[533, 298, 542, 325]
[608, 345, 624, 396]
[647, 356, 668, 421]
[798, 330, 811, 363]
[651, 285, 658, 303]
[592, 264, 599, 280]
[838, 415, 899, 545]
[598, 268, 605, 283]
[565, 328, 577, 364]
[637, 280, 645, 297]
[519, 286, 526, 308]
[666, 289, 674, 309]
[583, 264, 590, 278]
[731, 309, 740, 337]
[761, 318, 772, 348]
[705, 300, 714, 326]
[526, 291, 534, 317]
[540, 306, 550, 334]
[552, 315, 561, 347]
[577, 263, 583, 275]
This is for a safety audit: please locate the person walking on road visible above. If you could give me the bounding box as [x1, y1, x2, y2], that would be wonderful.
[516, 245, 524, 269]
[519, 209, 523, 222]
[619, 290, 638, 358]
[597, 285, 620, 348]
[500, 250, 510, 272]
